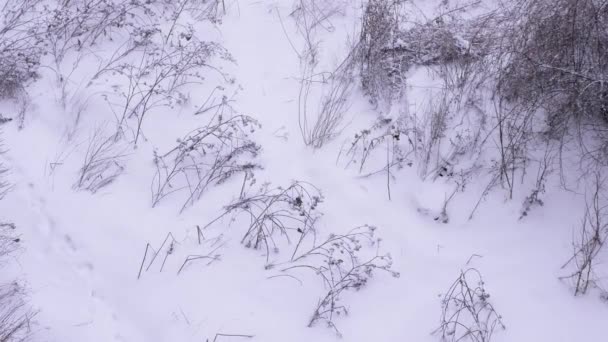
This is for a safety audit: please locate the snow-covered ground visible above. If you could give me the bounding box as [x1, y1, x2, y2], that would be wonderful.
[1, 0, 607, 341]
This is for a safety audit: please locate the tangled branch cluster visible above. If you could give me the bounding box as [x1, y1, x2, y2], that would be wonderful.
[152, 114, 260, 212]
[283, 225, 399, 336]
[206, 181, 323, 261]
[0, 0, 44, 99]
[434, 268, 505, 342]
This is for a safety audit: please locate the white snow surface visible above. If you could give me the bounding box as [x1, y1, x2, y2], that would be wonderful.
[0, 0, 607, 341]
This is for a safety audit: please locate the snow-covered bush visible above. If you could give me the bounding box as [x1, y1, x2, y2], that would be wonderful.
[351, 0, 608, 221]
[204, 181, 323, 262]
[152, 114, 260, 212]
[283, 225, 399, 337]
[298, 55, 356, 149]
[292, 0, 355, 149]
[40, 0, 233, 140]
[0, 140, 32, 341]
[0, 281, 32, 342]
[351, 2, 493, 209]
[0, 0, 44, 99]
[496, 0, 608, 168]
[43, 0, 157, 63]
[338, 116, 411, 199]
[357, 0, 405, 109]
[357, 0, 492, 108]
[434, 268, 505, 342]
[42, 0, 163, 108]
[103, 35, 232, 144]
[75, 127, 128, 193]
[561, 174, 608, 296]
[339, 116, 410, 174]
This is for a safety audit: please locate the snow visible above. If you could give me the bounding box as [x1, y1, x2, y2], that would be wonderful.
[0, 0, 607, 341]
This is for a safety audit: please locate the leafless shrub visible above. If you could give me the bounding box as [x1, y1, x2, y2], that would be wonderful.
[414, 88, 486, 182]
[434, 171, 473, 224]
[415, 92, 451, 178]
[434, 268, 505, 342]
[519, 145, 555, 219]
[194, 86, 237, 116]
[337, 116, 412, 199]
[280, 225, 399, 337]
[291, 0, 354, 148]
[353, 1, 492, 200]
[360, 1, 494, 180]
[396, 20, 474, 68]
[338, 90, 479, 193]
[492, 0, 608, 170]
[465, 96, 540, 219]
[186, 0, 227, 23]
[398, 2, 495, 67]
[0, 222, 33, 342]
[74, 127, 128, 193]
[560, 174, 608, 295]
[0, 282, 33, 342]
[311, 64, 353, 147]
[299, 53, 356, 149]
[205, 179, 317, 269]
[353, 1, 507, 208]
[41, 0, 233, 141]
[498, 0, 607, 116]
[349, 2, 539, 219]
[0, 0, 44, 99]
[339, 117, 410, 173]
[43, 0, 157, 64]
[357, 0, 497, 110]
[151, 114, 260, 212]
[291, 0, 345, 64]
[292, 0, 345, 31]
[103, 35, 233, 144]
[43, 0, 160, 107]
[357, 0, 405, 109]
[87, 26, 158, 87]
[203, 181, 323, 263]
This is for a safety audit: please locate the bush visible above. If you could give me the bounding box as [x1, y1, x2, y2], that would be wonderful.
[0, 0, 44, 99]
[434, 268, 505, 342]
[353, 0, 608, 218]
[75, 126, 128, 193]
[0, 281, 32, 342]
[561, 174, 608, 296]
[152, 114, 261, 212]
[292, 0, 356, 148]
[203, 181, 322, 262]
[357, 0, 405, 109]
[0, 141, 33, 341]
[283, 225, 399, 337]
[498, 0, 608, 131]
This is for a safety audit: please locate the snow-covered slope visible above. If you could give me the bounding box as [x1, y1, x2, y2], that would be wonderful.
[0, 0, 606, 341]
